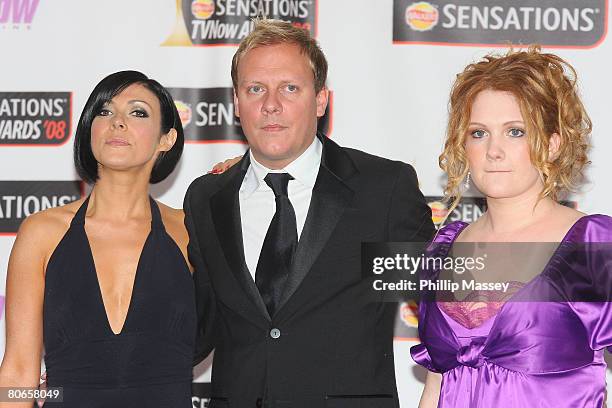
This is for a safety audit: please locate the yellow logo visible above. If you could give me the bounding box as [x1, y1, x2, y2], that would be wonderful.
[428, 201, 448, 226]
[405, 2, 439, 32]
[191, 0, 215, 20]
[400, 301, 419, 328]
[174, 101, 192, 127]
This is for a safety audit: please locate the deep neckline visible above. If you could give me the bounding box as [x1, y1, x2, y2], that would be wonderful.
[78, 196, 158, 336]
[431, 215, 589, 334]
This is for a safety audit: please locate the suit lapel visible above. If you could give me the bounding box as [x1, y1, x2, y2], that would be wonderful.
[276, 135, 357, 312]
[210, 156, 271, 322]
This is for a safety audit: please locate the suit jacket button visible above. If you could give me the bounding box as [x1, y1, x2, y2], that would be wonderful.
[270, 328, 281, 339]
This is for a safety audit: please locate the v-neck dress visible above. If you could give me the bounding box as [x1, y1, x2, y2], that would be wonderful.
[411, 215, 612, 408]
[42, 197, 196, 407]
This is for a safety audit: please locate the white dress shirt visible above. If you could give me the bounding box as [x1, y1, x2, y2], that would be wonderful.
[239, 137, 322, 280]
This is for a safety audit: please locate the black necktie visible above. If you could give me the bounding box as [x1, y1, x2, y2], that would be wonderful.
[255, 173, 298, 317]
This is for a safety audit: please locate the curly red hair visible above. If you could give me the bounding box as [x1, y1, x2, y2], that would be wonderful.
[440, 46, 591, 209]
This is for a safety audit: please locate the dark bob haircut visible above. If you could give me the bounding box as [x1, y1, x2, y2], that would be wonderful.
[74, 70, 184, 184]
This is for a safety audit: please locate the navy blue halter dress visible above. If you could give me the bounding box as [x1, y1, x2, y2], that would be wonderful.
[42, 197, 195, 407]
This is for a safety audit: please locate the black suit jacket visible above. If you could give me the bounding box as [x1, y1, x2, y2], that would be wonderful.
[184, 135, 435, 408]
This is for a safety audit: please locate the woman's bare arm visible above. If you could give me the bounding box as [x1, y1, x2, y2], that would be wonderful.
[0, 212, 61, 407]
[419, 371, 442, 408]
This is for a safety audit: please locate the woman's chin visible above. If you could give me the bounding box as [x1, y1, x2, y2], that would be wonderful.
[478, 186, 522, 200]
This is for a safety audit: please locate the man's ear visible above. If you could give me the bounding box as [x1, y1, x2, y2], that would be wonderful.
[159, 128, 178, 152]
[233, 90, 240, 118]
[548, 133, 561, 161]
[315, 87, 329, 118]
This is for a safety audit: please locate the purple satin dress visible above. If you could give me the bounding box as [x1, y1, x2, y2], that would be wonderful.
[411, 215, 612, 407]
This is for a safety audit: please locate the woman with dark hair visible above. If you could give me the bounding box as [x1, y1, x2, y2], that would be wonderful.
[0, 71, 195, 407]
[413, 47, 611, 407]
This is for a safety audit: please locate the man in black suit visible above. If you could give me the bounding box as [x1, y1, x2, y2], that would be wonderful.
[184, 19, 435, 408]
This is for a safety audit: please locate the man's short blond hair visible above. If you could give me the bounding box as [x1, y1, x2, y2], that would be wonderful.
[231, 19, 328, 93]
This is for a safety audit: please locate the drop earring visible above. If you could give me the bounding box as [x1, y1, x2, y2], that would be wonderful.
[464, 171, 471, 190]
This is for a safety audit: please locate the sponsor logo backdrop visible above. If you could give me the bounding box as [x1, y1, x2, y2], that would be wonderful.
[394, 0, 607, 47]
[0, 0, 610, 405]
[0, 181, 82, 233]
[0, 92, 72, 145]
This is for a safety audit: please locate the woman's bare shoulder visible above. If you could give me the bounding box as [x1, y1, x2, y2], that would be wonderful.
[156, 201, 185, 229]
[18, 198, 83, 236]
[156, 201, 192, 270]
[156, 202, 188, 242]
[554, 204, 585, 222]
[548, 204, 585, 236]
[13, 198, 85, 264]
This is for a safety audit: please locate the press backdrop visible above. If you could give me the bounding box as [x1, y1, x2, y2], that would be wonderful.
[0, 1, 610, 406]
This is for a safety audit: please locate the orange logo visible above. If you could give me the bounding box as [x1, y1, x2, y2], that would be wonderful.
[405, 2, 439, 32]
[174, 101, 192, 127]
[191, 0, 215, 20]
[428, 201, 448, 226]
[400, 301, 419, 328]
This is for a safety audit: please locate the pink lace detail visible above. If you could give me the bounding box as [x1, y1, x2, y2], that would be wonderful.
[437, 281, 525, 329]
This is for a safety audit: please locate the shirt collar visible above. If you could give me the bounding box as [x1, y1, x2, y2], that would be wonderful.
[240, 136, 322, 197]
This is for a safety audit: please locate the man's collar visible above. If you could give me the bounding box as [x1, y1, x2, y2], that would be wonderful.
[240, 136, 322, 196]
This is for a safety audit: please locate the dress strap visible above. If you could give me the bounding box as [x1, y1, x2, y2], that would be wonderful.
[70, 196, 91, 226]
[149, 197, 164, 231]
